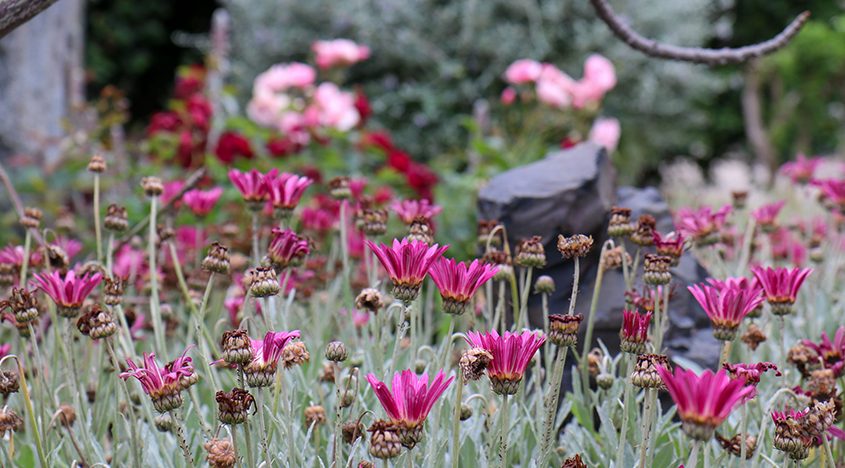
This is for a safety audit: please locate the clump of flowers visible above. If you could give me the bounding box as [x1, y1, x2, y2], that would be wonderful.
[367, 238, 448, 303]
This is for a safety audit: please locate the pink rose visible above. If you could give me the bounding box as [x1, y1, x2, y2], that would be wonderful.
[535, 64, 575, 108]
[312, 39, 370, 69]
[253, 62, 316, 93]
[583, 54, 616, 93]
[247, 93, 288, 127]
[310, 82, 360, 131]
[589, 117, 621, 152]
[504, 59, 543, 85]
[500, 87, 517, 105]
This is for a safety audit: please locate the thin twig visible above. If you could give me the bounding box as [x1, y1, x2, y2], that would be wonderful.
[0, 161, 46, 247]
[589, 0, 810, 65]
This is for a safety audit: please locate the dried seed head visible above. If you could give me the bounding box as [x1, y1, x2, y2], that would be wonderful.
[104, 204, 129, 232]
[361, 209, 389, 237]
[643, 254, 673, 286]
[557, 234, 593, 259]
[326, 341, 348, 362]
[716, 432, 756, 459]
[216, 387, 255, 425]
[76, 304, 117, 340]
[104, 276, 126, 306]
[0, 408, 23, 435]
[342, 421, 365, 444]
[548, 314, 583, 347]
[156, 224, 175, 244]
[202, 242, 231, 275]
[282, 341, 310, 369]
[329, 176, 352, 199]
[205, 438, 237, 468]
[20, 207, 42, 229]
[141, 176, 164, 197]
[561, 453, 587, 468]
[741, 323, 767, 352]
[3, 287, 39, 323]
[587, 348, 603, 377]
[357, 462, 375, 468]
[807, 369, 837, 398]
[319, 362, 336, 383]
[787, 342, 821, 378]
[608, 207, 634, 238]
[221, 329, 253, 365]
[534, 275, 555, 294]
[731, 191, 748, 209]
[355, 288, 384, 313]
[407, 216, 435, 245]
[53, 404, 76, 427]
[459, 347, 493, 382]
[803, 399, 836, 437]
[477, 219, 502, 247]
[88, 153, 107, 173]
[304, 405, 327, 427]
[249, 266, 280, 298]
[483, 250, 513, 281]
[515, 236, 546, 268]
[631, 215, 657, 246]
[0, 370, 18, 397]
[45, 244, 70, 270]
[631, 354, 670, 389]
[368, 419, 403, 459]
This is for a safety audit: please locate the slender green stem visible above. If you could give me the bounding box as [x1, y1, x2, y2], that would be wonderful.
[568, 258, 580, 316]
[652, 283, 664, 353]
[19, 229, 31, 287]
[451, 378, 464, 468]
[687, 439, 701, 468]
[498, 394, 511, 468]
[637, 388, 657, 468]
[539, 346, 568, 467]
[256, 389, 271, 467]
[579, 251, 607, 421]
[740, 402, 749, 466]
[94, 173, 103, 263]
[148, 195, 165, 354]
[720, 340, 732, 366]
[194, 273, 221, 391]
[823, 435, 835, 468]
[339, 201, 352, 305]
[105, 340, 141, 467]
[331, 363, 344, 468]
[171, 410, 195, 466]
[614, 354, 635, 467]
[387, 306, 410, 378]
[516, 267, 533, 330]
[106, 232, 115, 274]
[13, 356, 48, 467]
[251, 212, 260, 264]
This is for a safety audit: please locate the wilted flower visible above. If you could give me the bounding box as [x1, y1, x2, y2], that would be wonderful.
[366, 369, 453, 448]
[342, 421, 365, 444]
[608, 207, 634, 238]
[205, 438, 237, 468]
[0, 287, 39, 323]
[355, 288, 384, 313]
[556, 234, 593, 259]
[548, 314, 583, 347]
[723, 362, 781, 386]
[34, 270, 102, 318]
[458, 347, 494, 382]
[119, 347, 196, 413]
[304, 405, 327, 427]
[801, 326, 845, 377]
[620, 309, 652, 354]
[741, 323, 767, 351]
[465, 330, 545, 395]
[752, 266, 812, 316]
[657, 366, 755, 441]
[367, 239, 448, 303]
[514, 236, 545, 268]
[104, 204, 129, 232]
[0, 408, 23, 435]
[282, 341, 310, 369]
[716, 432, 757, 459]
[428, 258, 497, 315]
[216, 387, 255, 425]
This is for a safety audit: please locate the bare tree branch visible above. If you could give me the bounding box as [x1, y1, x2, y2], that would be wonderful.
[0, 0, 61, 39]
[589, 0, 810, 65]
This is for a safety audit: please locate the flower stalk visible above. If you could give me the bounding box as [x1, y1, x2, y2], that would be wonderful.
[147, 194, 165, 354]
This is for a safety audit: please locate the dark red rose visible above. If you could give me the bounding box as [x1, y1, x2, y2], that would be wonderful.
[560, 136, 580, 149]
[214, 131, 254, 164]
[266, 136, 303, 158]
[186, 95, 212, 132]
[405, 163, 437, 200]
[177, 130, 195, 167]
[360, 131, 394, 152]
[387, 150, 412, 172]
[147, 112, 182, 136]
[300, 165, 323, 185]
[373, 186, 394, 206]
[354, 87, 372, 125]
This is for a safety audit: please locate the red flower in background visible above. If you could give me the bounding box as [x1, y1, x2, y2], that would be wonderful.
[387, 150, 411, 172]
[148, 112, 182, 136]
[266, 136, 303, 158]
[215, 132, 254, 164]
[406, 163, 438, 200]
[354, 87, 372, 125]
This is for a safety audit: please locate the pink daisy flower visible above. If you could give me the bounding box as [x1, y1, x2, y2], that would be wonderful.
[428, 258, 498, 315]
[688, 281, 764, 341]
[802, 326, 845, 377]
[269, 173, 313, 218]
[812, 178, 845, 212]
[366, 369, 454, 448]
[236, 331, 301, 388]
[33, 270, 102, 318]
[267, 228, 310, 268]
[656, 366, 755, 441]
[465, 330, 545, 395]
[119, 347, 196, 413]
[182, 187, 223, 216]
[751, 266, 812, 316]
[228, 168, 279, 210]
[620, 309, 652, 354]
[390, 199, 442, 225]
[751, 201, 785, 230]
[780, 154, 821, 184]
[674, 205, 732, 246]
[367, 238, 448, 303]
[652, 231, 685, 265]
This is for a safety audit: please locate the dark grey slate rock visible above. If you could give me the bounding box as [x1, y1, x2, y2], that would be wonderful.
[477, 143, 717, 368]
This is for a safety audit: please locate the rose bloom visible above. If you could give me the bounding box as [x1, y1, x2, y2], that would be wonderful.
[503, 59, 543, 85]
[589, 117, 621, 152]
[535, 64, 574, 108]
[312, 39, 370, 69]
[306, 83, 360, 132]
[214, 132, 254, 164]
